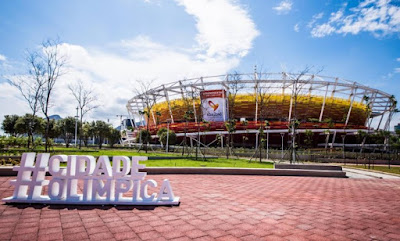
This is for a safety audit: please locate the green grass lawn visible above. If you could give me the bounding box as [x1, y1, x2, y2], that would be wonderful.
[140, 158, 274, 168]
[346, 165, 400, 175]
[1, 146, 274, 169]
[2, 146, 177, 157]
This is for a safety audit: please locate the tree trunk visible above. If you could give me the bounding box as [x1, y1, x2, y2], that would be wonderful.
[45, 116, 50, 152]
[27, 132, 32, 149]
[226, 134, 230, 159]
[79, 113, 83, 149]
[99, 137, 103, 149]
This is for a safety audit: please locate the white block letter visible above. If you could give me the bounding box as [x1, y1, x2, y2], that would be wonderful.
[141, 180, 157, 202]
[157, 179, 175, 201]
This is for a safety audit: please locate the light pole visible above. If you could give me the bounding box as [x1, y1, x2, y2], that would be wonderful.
[266, 130, 269, 160]
[280, 133, 285, 161]
[342, 134, 346, 164]
[166, 119, 171, 153]
[74, 106, 78, 147]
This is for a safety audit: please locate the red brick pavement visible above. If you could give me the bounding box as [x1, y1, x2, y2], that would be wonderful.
[0, 175, 400, 241]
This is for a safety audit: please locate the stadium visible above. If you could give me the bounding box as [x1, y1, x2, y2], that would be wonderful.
[124, 71, 396, 149]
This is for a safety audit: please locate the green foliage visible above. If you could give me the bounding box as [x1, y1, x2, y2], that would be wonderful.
[159, 130, 177, 146]
[57, 116, 77, 148]
[356, 130, 367, 143]
[34, 137, 42, 146]
[107, 128, 121, 148]
[14, 114, 44, 136]
[304, 130, 314, 148]
[93, 120, 111, 149]
[82, 122, 95, 147]
[307, 118, 320, 123]
[46, 119, 61, 139]
[2, 115, 20, 136]
[157, 128, 168, 137]
[136, 129, 151, 143]
[289, 120, 300, 130]
[0, 136, 29, 148]
[225, 119, 237, 133]
[183, 110, 194, 121]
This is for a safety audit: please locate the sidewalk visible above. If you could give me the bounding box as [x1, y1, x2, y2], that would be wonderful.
[1, 175, 400, 240]
[343, 167, 400, 179]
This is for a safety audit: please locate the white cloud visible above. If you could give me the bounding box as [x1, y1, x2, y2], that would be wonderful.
[1, 0, 259, 127]
[294, 23, 300, 32]
[0, 54, 6, 61]
[311, 23, 336, 37]
[273, 0, 293, 15]
[307, 12, 324, 28]
[310, 0, 400, 38]
[397, 57, 400, 61]
[175, 0, 259, 59]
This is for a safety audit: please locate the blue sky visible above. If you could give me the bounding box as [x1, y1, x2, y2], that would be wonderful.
[0, 0, 399, 128]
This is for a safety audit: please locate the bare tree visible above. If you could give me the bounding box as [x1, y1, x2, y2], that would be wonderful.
[68, 80, 99, 148]
[10, 38, 67, 150]
[8, 55, 45, 148]
[287, 66, 319, 163]
[225, 72, 245, 158]
[254, 81, 273, 162]
[36, 38, 68, 151]
[134, 80, 157, 153]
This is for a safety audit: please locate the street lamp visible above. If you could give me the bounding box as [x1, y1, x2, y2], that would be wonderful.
[74, 107, 78, 147]
[166, 119, 171, 153]
[280, 133, 285, 161]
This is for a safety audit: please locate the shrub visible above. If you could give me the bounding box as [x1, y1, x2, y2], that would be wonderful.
[159, 130, 177, 146]
[136, 129, 151, 143]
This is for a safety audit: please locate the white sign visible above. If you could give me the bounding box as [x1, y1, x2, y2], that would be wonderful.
[200, 90, 227, 122]
[3, 153, 180, 205]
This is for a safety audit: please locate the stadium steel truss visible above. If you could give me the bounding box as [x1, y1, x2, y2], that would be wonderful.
[125, 71, 396, 147]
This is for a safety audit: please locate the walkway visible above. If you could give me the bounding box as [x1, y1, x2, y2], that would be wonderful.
[0, 175, 400, 240]
[343, 167, 400, 179]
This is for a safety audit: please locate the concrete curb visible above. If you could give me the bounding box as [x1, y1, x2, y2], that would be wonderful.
[143, 167, 347, 178]
[0, 166, 347, 178]
[275, 164, 343, 171]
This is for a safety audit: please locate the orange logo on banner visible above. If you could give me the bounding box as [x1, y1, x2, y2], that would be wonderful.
[208, 101, 219, 111]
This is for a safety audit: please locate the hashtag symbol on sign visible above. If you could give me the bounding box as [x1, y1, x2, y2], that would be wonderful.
[10, 153, 50, 200]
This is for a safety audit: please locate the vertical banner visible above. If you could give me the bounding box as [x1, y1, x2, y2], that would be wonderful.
[200, 90, 227, 122]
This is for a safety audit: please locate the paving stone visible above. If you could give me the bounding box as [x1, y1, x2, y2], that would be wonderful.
[0, 175, 399, 240]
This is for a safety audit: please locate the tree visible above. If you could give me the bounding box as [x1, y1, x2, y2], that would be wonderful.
[27, 38, 68, 152]
[136, 129, 151, 145]
[225, 72, 245, 158]
[8, 47, 47, 148]
[134, 80, 157, 153]
[157, 128, 168, 138]
[93, 120, 110, 149]
[304, 130, 314, 148]
[68, 80, 98, 148]
[157, 127, 167, 146]
[46, 119, 61, 139]
[82, 122, 95, 147]
[224, 119, 237, 158]
[107, 127, 121, 148]
[57, 117, 77, 148]
[159, 130, 177, 147]
[14, 114, 44, 146]
[1, 115, 20, 137]
[286, 67, 317, 163]
[254, 80, 273, 161]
